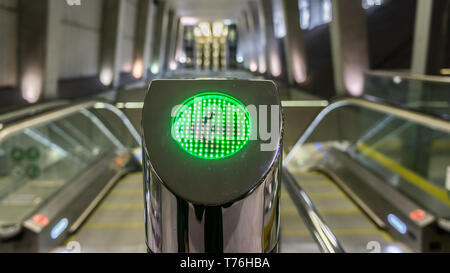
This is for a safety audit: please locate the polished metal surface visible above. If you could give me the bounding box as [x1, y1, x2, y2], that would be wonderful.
[141, 79, 282, 205]
[282, 167, 344, 253]
[144, 153, 281, 253]
[142, 79, 283, 253]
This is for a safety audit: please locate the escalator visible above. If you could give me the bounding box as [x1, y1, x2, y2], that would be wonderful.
[282, 98, 450, 253]
[281, 170, 409, 253]
[1, 88, 449, 253]
[0, 100, 142, 252]
[55, 172, 146, 253]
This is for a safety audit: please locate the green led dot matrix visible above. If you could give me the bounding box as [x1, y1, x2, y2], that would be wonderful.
[171, 92, 252, 159]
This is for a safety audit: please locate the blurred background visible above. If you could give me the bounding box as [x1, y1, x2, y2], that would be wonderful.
[0, 0, 448, 111]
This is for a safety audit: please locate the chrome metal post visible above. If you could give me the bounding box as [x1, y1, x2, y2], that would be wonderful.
[142, 79, 283, 253]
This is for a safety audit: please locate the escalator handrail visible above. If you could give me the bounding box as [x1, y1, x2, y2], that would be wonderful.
[282, 167, 345, 253]
[0, 101, 97, 141]
[0, 100, 141, 240]
[0, 100, 141, 146]
[366, 70, 450, 84]
[0, 224, 22, 241]
[285, 97, 450, 163]
[0, 100, 70, 124]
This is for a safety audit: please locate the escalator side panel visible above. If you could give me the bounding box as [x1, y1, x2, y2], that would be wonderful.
[319, 149, 449, 252]
[286, 170, 408, 253]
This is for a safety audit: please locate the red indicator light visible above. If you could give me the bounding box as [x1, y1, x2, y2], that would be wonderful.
[115, 156, 124, 167]
[32, 214, 49, 227]
[409, 209, 426, 221]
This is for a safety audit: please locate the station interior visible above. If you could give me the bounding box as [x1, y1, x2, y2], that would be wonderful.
[0, 0, 449, 253]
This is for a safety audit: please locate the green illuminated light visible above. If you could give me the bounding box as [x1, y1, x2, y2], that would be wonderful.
[172, 92, 252, 160]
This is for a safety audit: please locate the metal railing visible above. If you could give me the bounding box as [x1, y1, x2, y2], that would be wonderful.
[366, 70, 450, 84]
[285, 97, 450, 163]
[282, 167, 345, 253]
[0, 100, 141, 146]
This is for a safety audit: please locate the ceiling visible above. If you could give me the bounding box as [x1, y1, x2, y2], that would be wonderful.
[165, 0, 257, 22]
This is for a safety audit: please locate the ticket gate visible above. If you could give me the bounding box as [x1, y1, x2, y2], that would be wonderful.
[142, 79, 283, 253]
